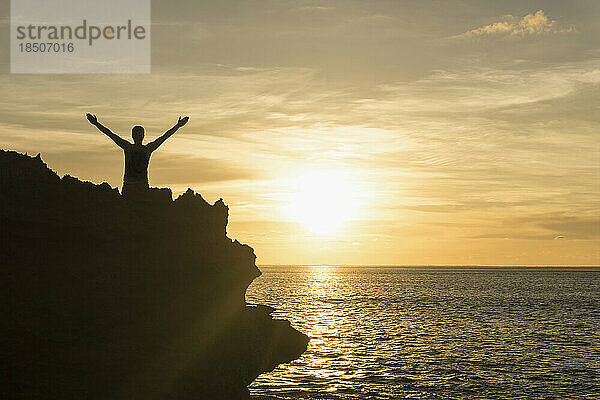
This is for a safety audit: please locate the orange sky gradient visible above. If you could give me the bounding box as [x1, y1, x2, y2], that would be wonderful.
[1, 1, 598, 265]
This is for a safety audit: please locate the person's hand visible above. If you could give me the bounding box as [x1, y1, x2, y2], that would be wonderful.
[86, 113, 98, 125]
[176, 116, 189, 127]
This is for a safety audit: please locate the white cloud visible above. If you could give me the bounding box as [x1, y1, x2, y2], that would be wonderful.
[294, 6, 334, 12]
[453, 10, 575, 40]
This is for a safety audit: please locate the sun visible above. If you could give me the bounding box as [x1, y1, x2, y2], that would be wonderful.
[285, 171, 359, 234]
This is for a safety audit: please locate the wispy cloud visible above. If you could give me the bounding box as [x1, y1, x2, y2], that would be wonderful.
[452, 10, 575, 40]
[294, 6, 334, 13]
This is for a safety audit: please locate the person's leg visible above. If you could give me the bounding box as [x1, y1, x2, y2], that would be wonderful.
[122, 182, 149, 201]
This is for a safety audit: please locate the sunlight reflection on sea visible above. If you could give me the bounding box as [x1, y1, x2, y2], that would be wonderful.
[246, 266, 600, 399]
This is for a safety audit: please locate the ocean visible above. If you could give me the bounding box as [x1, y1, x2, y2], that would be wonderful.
[246, 266, 600, 399]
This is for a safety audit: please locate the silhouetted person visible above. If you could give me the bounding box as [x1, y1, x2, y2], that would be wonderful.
[86, 113, 189, 199]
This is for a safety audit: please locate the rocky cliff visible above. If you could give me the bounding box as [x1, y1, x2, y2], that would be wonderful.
[0, 150, 308, 399]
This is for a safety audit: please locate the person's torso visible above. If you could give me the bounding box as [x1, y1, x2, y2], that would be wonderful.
[123, 145, 151, 184]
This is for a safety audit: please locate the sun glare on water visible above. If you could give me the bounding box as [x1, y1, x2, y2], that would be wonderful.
[286, 171, 359, 234]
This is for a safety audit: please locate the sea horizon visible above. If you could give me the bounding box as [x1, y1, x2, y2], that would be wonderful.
[257, 264, 600, 268]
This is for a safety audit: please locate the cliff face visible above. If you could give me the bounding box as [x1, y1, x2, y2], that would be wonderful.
[0, 150, 308, 399]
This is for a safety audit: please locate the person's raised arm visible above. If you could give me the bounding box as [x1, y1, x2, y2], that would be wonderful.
[146, 116, 189, 152]
[86, 113, 129, 149]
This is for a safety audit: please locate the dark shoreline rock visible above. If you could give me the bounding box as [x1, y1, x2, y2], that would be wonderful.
[0, 150, 308, 399]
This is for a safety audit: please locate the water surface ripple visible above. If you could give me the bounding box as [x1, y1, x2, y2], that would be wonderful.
[246, 266, 600, 399]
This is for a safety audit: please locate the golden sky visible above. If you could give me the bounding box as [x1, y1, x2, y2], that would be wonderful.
[1, 1, 599, 265]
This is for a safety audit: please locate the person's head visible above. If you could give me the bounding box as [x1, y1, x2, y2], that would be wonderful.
[132, 125, 145, 144]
